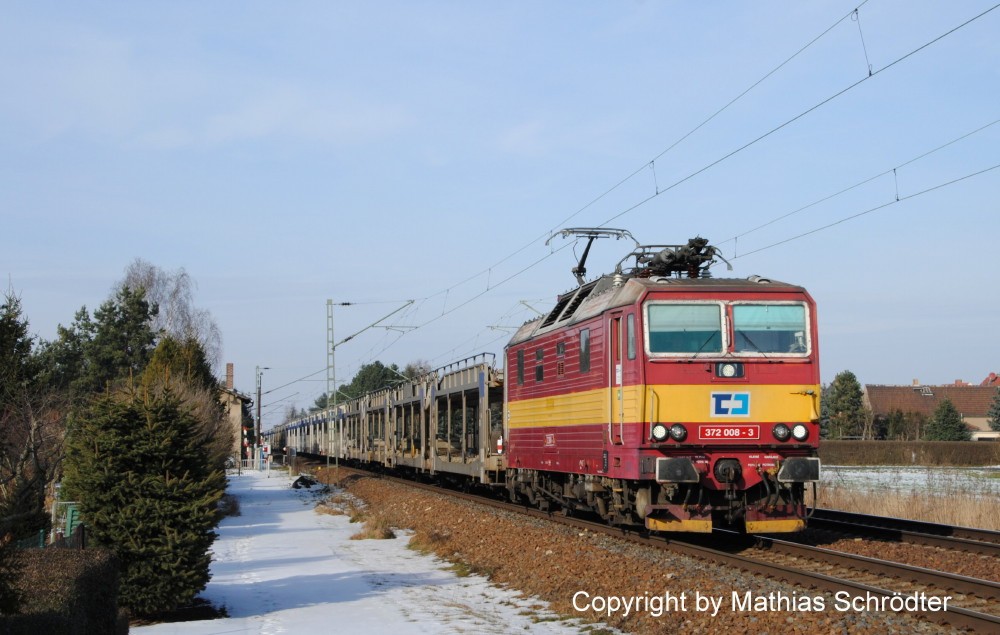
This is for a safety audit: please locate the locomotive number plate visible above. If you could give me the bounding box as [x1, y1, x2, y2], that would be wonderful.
[698, 424, 760, 440]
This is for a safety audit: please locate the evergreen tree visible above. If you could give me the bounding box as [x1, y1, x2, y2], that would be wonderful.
[339, 361, 405, 399]
[924, 398, 972, 441]
[141, 336, 231, 470]
[62, 390, 224, 616]
[0, 292, 36, 396]
[308, 392, 330, 413]
[825, 370, 865, 439]
[36, 287, 158, 400]
[0, 291, 35, 615]
[141, 335, 217, 393]
[988, 388, 1000, 433]
[83, 287, 158, 394]
[33, 307, 92, 399]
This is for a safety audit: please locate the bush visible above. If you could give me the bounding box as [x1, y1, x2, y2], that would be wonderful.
[1, 548, 124, 635]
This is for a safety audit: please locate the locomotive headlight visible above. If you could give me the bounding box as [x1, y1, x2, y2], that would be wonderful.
[669, 424, 688, 442]
[716, 362, 744, 378]
[772, 423, 791, 442]
[792, 424, 809, 441]
[651, 423, 669, 442]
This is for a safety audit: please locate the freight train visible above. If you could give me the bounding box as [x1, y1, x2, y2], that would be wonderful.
[267, 230, 821, 533]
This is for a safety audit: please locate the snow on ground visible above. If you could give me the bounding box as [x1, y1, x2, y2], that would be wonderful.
[822, 465, 1000, 497]
[133, 470, 597, 635]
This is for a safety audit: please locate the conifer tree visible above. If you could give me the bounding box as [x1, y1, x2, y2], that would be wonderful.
[825, 371, 865, 439]
[988, 388, 1000, 433]
[1, 293, 41, 613]
[62, 389, 225, 616]
[924, 398, 971, 441]
[83, 287, 158, 394]
[141, 336, 232, 470]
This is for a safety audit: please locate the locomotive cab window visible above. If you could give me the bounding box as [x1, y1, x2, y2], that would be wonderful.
[626, 313, 636, 360]
[732, 304, 808, 355]
[579, 328, 591, 372]
[646, 303, 724, 354]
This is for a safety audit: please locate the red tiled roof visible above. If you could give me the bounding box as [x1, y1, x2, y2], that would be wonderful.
[865, 384, 998, 418]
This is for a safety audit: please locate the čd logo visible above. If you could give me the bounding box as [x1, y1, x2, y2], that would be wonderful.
[711, 392, 750, 417]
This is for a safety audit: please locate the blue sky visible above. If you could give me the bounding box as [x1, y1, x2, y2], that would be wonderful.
[2, 2, 997, 427]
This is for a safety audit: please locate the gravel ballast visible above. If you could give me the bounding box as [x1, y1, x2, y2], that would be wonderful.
[316, 468, 963, 634]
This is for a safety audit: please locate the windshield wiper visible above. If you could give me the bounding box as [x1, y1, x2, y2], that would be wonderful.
[736, 331, 769, 358]
[692, 332, 721, 356]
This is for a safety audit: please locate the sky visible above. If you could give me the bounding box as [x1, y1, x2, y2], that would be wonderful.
[2, 1, 998, 429]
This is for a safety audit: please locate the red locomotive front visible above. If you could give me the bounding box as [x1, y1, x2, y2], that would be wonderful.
[505, 235, 820, 533]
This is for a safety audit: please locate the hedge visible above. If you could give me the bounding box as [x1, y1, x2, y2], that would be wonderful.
[0, 548, 126, 635]
[819, 440, 1000, 466]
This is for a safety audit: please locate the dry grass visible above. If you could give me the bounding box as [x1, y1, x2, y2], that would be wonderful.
[811, 485, 1000, 530]
[407, 527, 452, 554]
[349, 514, 396, 540]
[314, 504, 346, 516]
[314, 493, 352, 517]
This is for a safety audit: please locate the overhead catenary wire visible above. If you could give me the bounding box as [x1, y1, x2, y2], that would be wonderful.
[599, 2, 1000, 228]
[718, 116, 1000, 245]
[733, 162, 1000, 259]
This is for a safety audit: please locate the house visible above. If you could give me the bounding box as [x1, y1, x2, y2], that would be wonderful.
[864, 375, 1000, 441]
[220, 363, 253, 461]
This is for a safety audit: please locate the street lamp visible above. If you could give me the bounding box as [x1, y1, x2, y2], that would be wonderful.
[255, 365, 270, 470]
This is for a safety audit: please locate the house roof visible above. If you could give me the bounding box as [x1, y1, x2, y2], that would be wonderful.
[865, 384, 997, 418]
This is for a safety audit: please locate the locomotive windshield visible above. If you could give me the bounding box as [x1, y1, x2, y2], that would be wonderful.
[644, 301, 810, 356]
[646, 304, 723, 354]
[732, 304, 808, 354]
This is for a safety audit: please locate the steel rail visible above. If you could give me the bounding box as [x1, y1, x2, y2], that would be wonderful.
[809, 517, 1000, 558]
[812, 507, 1000, 543]
[732, 530, 1000, 601]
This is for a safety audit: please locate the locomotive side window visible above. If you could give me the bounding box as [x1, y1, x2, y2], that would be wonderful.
[579, 328, 591, 372]
[626, 313, 636, 360]
[732, 304, 808, 354]
[646, 304, 723, 354]
[535, 348, 544, 382]
[517, 349, 524, 385]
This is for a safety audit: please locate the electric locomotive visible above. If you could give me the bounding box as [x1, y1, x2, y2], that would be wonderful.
[504, 229, 820, 533]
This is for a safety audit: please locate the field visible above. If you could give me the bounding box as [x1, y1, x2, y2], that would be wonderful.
[812, 466, 1000, 530]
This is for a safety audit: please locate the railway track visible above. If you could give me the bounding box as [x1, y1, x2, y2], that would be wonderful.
[314, 465, 1000, 633]
[807, 508, 1000, 557]
[716, 530, 1000, 627]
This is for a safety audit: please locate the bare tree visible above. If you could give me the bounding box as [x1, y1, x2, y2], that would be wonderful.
[119, 259, 223, 368]
[403, 359, 434, 379]
[0, 389, 67, 538]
